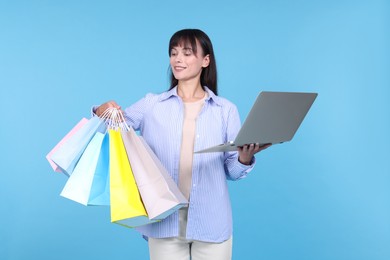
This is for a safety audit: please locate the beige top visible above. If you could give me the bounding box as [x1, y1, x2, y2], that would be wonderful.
[178, 94, 207, 201]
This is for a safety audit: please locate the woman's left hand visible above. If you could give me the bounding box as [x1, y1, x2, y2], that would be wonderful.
[237, 143, 272, 165]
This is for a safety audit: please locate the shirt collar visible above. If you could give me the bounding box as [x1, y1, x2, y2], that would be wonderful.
[158, 86, 222, 106]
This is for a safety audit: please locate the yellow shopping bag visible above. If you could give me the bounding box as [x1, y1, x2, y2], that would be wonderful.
[109, 129, 156, 228]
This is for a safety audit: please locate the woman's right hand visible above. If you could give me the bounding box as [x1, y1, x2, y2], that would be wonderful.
[95, 100, 122, 117]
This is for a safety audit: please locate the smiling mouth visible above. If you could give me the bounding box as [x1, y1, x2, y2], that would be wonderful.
[174, 66, 186, 71]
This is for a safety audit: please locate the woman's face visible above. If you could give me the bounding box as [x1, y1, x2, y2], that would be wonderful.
[170, 40, 210, 84]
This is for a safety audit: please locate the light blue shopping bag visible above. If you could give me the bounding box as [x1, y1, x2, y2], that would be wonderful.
[50, 116, 106, 176]
[88, 133, 110, 206]
[60, 131, 106, 205]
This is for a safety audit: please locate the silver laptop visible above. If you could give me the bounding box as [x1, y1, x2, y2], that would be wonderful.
[195, 91, 318, 153]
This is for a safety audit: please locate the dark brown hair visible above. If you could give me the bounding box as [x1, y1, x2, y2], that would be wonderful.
[168, 29, 218, 95]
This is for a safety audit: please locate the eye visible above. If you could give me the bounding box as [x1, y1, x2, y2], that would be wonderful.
[170, 50, 177, 56]
[184, 49, 193, 56]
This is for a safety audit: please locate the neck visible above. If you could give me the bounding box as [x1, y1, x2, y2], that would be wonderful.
[177, 80, 205, 102]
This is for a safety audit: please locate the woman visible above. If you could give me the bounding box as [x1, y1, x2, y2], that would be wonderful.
[95, 29, 271, 260]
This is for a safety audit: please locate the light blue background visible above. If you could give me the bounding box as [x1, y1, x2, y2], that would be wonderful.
[1, 0, 389, 259]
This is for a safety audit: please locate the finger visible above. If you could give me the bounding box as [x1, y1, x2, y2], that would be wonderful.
[106, 101, 119, 109]
[239, 145, 248, 153]
[111, 101, 121, 110]
[248, 143, 271, 154]
[258, 143, 272, 151]
[263, 143, 272, 149]
[253, 143, 261, 152]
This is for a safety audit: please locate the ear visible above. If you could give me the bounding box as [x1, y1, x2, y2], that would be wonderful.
[202, 54, 210, 68]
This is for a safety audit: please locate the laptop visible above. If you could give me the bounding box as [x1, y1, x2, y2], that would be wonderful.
[195, 91, 318, 153]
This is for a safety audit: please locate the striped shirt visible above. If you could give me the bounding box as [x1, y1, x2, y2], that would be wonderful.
[125, 86, 256, 243]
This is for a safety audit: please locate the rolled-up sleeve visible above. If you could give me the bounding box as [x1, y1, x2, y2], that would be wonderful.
[224, 103, 256, 180]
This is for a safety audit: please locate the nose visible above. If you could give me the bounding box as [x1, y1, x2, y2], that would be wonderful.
[174, 52, 183, 63]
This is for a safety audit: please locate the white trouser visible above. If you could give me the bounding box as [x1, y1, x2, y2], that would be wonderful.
[148, 236, 232, 260]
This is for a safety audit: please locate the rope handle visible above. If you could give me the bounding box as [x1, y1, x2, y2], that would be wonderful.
[97, 107, 130, 131]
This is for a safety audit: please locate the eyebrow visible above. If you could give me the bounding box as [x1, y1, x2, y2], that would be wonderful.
[171, 46, 193, 51]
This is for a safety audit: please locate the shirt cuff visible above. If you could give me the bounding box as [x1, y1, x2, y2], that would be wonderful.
[91, 105, 99, 117]
[237, 156, 256, 172]
[228, 156, 256, 180]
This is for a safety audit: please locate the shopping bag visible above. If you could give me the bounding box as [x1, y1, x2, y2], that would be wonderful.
[121, 128, 188, 220]
[50, 116, 106, 175]
[60, 131, 106, 206]
[88, 133, 110, 206]
[46, 118, 88, 175]
[109, 129, 157, 228]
